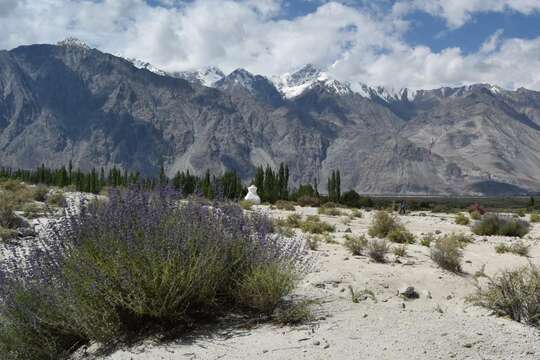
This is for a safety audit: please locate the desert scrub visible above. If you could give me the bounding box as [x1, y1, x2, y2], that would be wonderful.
[32, 185, 49, 202]
[286, 213, 302, 227]
[530, 212, 540, 223]
[0, 188, 309, 359]
[368, 211, 400, 238]
[306, 234, 321, 250]
[455, 213, 470, 225]
[494, 241, 530, 257]
[470, 210, 482, 220]
[0, 226, 18, 241]
[272, 299, 315, 325]
[296, 196, 320, 207]
[431, 234, 463, 273]
[393, 244, 407, 257]
[350, 209, 363, 218]
[472, 214, 530, 237]
[46, 191, 67, 208]
[299, 216, 334, 234]
[274, 200, 296, 211]
[469, 264, 540, 327]
[343, 234, 368, 255]
[366, 238, 390, 263]
[348, 286, 376, 303]
[318, 206, 342, 216]
[239, 199, 254, 210]
[387, 226, 415, 244]
[420, 233, 436, 247]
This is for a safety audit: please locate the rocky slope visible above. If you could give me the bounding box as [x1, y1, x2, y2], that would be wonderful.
[1, 40, 539, 195]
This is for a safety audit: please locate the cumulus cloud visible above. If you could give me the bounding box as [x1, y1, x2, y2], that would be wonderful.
[392, 0, 540, 28]
[0, 0, 539, 91]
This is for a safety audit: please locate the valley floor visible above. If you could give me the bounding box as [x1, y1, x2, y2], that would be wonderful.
[80, 206, 540, 360]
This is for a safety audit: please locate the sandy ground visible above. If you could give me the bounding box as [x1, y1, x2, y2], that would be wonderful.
[75, 206, 540, 360]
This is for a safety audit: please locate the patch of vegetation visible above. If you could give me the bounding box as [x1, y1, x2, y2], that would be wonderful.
[530, 212, 540, 223]
[239, 199, 255, 210]
[420, 233, 436, 247]
[274, 200, 296, 211]
[387, 226, 415, 244]
[431, 234, 463, 273]
[272, 300, 316, 326]
[368, 211, 400, 238]
[46, 191, 67, 208]
[296, 196, 320, 207]
[318, 207, 343, 216]
[350, 209, 363, 218]
[494, 241, 530, 257]
[348, 286, 377, 303]
[32, 185, 49, 202]
[393, 244, 407, 257]
[306, 234, 321, 251]
[470, 210, 482, 220]
[455, 213, 470, 225]
[366, 238, 390, 263]
[516, 209, 526, 218]
[469, 264, 540, 327]
[0, 226, 18, 241]
[0, 188, 309, 359]
[343, 234, 368, 255]
[472, 214, 530, 238]
[299, 217, 335, 234]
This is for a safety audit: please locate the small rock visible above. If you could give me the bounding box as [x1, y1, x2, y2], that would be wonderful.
[399, 286, 419, 299]
[313, 340, 321, 346]
[343, 257, 349, 260]
[323, 344, 330, 349]
[263, 349, 268, 353]
[435, 230, 442, 234]
[345, 228, 352, 233]
[421, 290, 432, 299]
[463, 343, 473, 348]
[446, 295, 453, 300]
[362, 313, 368, 318]
[401, 302, 406, 309]
[465, 260, 472, 264]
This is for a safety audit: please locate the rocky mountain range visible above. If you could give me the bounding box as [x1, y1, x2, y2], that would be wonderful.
[1, 38, 539, 195]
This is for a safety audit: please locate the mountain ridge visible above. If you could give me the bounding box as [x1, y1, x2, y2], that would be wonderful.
[1, 39, 539, 195]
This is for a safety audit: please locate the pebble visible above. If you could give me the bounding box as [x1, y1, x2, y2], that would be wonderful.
[313, 340, 321, 346]
[362, 313, 368, 318]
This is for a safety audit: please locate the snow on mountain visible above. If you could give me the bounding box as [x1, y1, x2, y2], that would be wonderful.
[127, 58, 168, 76]
[57, 37, 91, 50]
[215, 68, 256, 91]
[172, 67, 225, 87]
[272, 64, 353, 99]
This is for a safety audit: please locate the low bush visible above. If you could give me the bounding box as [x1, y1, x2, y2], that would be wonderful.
[299, 217, 335, 234]
[494, 241, 530, 257]
[387, 226, 415, 244]
[470, 210, 482, 220]
[272, 300, 315, 326]
[368, 211, 399, 238]
[286, 213, 302, 227]
[516, 209, 526, 218]
[530, 212, 540, 223]
[306, 234, 321, 250]
[32, 185, 49, 202]
[348, 286, 376, 303]
[472, 214, 530, 237]
[0, 226, 18, 241]
[431, 235, 463, 273]
[296, 196, 320, 207]
[392, 244, 407, 257]
[366, 238, 390, 263]
[468, 203, 486, 215]
[420, 233, 436, 247]
[239, 199, 254, 210]
[274, 200, 296, 211]
[318, 206, 343, 216]
[343, 234, 368, 255]
[469, 265, 540, 327]
[455, 213, 470, 225]
[0, 188, 309, 359]
[46, 192, 67, 208]
[0, 195, 20, 230]
[350, 209, 363, 218]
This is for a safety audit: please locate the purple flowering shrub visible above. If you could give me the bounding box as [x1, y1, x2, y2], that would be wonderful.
[0, 188, 308, 359]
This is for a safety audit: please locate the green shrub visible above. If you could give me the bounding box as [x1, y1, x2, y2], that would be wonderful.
[19, 203, 45, 219]
[272, 300, 315, 325]
[296, 196, 320, 207]
[46, 192, 67, 208]
[318, 206, 342, 216]
[299, 218, 334, 234]
[431, 235, 463, 273]
[286, 214, 302, 227]
[420, 233, 436, 247]
[392, 244, 407, 257]
[494, 241, 530, 257]
[530, 212, 540, 223]
[239, 199, 254, 210]
[472, 214, 530, 237]
[455, 213, 470, 225]
[516, 209, 526, 218]
[348, 286, 376, 303]
[343, 234, 368, 255]
[368, 211, 399, 238]
[32, 185, 49, 202]
[0, 226, 18, 241]
[238, 263, 298, 314]
[321, 202, 339, 208]
[274, 200, 296, 211]
[0, 195, 20, 230]
[0, 189, 308, 358]
[387, 226, 415, 244]
[469, 265, 540, 327]
[366, 239, 390, 263]
[350, 209, 363, 218]
[470, 210, 482, 220]
[306, 235, 321, 251]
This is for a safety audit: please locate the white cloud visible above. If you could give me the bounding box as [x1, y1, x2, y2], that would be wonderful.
[393, 0, 540, 28]
[0, 0, 539, 91]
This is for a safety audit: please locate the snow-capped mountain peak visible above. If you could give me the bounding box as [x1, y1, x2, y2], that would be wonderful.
[127, 58, 168, 76]
[272, 64, 352, 99]
[57, 37, 91, 50]
[172, 66, 225, 87]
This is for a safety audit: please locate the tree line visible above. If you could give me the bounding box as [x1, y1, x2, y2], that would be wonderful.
[0, 162, 374, 207]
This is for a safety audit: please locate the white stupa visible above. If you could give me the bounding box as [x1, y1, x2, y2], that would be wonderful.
[244, 185, 261, 204]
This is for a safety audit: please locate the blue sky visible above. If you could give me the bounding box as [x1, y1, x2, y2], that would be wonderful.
[1, 0, 540, 90]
